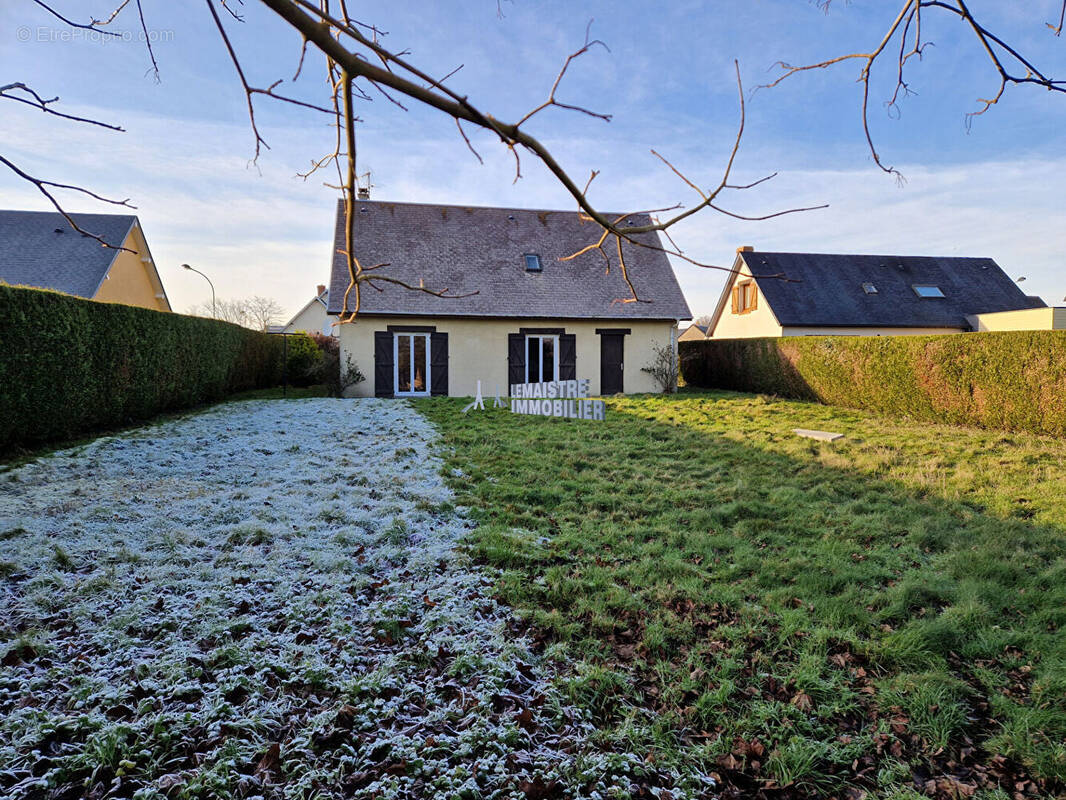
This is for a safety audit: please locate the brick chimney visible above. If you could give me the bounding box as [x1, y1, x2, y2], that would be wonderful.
[316, 284, 326, 297]
[736, 245, 754, 253]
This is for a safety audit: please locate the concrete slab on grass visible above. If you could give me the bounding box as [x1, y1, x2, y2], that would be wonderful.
[794, 428, 845, 442]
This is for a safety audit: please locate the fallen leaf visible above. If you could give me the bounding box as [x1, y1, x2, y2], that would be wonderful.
[255, 742, 281, 775]
[791, 691, 814, 711]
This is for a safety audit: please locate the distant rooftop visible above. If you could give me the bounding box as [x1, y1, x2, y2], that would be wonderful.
[739, 251, 1044, 328]
[0, 210, 137, 298]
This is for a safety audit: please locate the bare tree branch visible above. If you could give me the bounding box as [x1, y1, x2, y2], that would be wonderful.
[30, 0, 124, 34]
[15, 0, 822, 312]
[765, 1, 1066, 178]
[0, 154, 135, 250]
[0, 83, 125, 130]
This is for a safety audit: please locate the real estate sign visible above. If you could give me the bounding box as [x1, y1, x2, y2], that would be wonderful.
[509, 379, 605, 420]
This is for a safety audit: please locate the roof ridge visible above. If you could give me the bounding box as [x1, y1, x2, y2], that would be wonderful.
[746, 251, 994, 261]
[338, 197, 642, 219]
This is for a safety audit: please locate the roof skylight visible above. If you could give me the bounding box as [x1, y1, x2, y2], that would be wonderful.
[862, 282, 878, 294]
[524, 254, 542, 272]
[912, 285, 945, 298]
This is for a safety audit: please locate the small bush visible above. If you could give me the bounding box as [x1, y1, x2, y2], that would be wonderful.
[680, 332, 1066, 436]
[0, 285, 286, 453]
[640, 343, 678, 393]
[284, 333, 322, 387]
[304, 333, 365, 396]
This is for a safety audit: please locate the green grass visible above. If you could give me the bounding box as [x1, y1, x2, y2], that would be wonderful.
[417, 389, 1066, 797]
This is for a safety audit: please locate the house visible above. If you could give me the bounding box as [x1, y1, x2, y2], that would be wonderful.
[0, 210, 170, 311]
[678, 323, 709, 342]
[705, 247, 1045, 338]
[967, 307, 1066, 332]
[325, 200, 691, 397]
[283, 284, 334, 336]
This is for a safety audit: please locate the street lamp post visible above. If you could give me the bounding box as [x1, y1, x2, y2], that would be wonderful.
[182, 263, 216, 318]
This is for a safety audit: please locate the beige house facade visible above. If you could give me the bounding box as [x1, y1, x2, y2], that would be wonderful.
[706, 247, 1044, 339]
[326, 200, 690, 398]
[283, 285, 334, 336]
[967, 307, 1066, 332]
[678, 323, 709, 342]
[0, 209, 170, 311]
[338, 315, 674, 398]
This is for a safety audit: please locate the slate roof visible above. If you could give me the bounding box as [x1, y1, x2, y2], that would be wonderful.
[0, 210, 137, 298]
[740, 251, 1044, 329]
[326, 200, 690, 320]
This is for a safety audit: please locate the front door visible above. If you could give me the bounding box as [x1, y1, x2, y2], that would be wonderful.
[600, 333, 624, 395]
[394, 332, 430, 397]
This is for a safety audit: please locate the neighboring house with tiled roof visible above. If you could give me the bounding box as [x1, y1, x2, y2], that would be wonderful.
[283, 284, 334, 336]
[678, 323, 709, 342]
[326, 199, 691, 397]
[706, 246, 1049, 339]
[0, 210, 170, 312]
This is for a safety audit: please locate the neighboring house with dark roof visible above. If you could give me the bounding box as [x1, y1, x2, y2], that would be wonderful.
[706, 246, 1047, 339]
[326, 199, 691, 397]
[0, 210, 170, 312]
[678, 323, 709, 342]
[283, 284, 334, 336]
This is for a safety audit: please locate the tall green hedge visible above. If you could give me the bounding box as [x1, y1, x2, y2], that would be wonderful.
[0, 285, 287, 453]
[680, 332, 1066, 436]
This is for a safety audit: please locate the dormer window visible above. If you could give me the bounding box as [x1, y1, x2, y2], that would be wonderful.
[862, 282, 878, 294]
[912, 284, 945, 298]
[524, 254, 542, 272]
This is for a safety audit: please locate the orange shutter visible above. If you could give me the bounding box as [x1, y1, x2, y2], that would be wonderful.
[731, 286, 739, 314]
[751, 285, 758, 311]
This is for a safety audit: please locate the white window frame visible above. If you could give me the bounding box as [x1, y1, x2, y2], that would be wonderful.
[393, 332, 431, 397]
[525, 334, 559, 384]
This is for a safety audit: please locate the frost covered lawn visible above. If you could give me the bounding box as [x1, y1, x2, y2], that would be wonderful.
[419, 391, 1066, 800]
[0, 399, 705, 799]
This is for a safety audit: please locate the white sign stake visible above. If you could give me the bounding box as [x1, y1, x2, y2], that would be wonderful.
[461, 380, 486, 414]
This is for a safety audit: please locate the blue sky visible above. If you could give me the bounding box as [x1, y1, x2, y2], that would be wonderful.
[2, 0, 1064, 319]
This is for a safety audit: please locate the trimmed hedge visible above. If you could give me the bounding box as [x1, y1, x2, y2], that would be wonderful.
[680, 331, 1066, 436]
[0, 285, 287, 453]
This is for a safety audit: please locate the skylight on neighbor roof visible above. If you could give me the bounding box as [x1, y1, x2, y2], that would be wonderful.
[524, 254, 542, 272]
[912, 285, 945, 298]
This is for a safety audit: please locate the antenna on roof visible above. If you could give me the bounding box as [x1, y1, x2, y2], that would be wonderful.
[356, 169, 372, 200]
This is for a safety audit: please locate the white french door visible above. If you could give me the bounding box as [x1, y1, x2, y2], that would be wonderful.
[394, 333, 431, 396]
[525, 334, 559, 383]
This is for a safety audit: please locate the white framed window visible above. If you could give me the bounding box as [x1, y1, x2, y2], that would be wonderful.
[912, 284, 945, 298]
[394, 332, 431, 397]
[525, 334, 558, 383]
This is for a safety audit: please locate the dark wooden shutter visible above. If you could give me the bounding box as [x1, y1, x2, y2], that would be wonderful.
[430, 332, 448, 396]
[374, 331, 393, 397]
[507, 333, 525, 393]
[559, 333, 577, 380]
